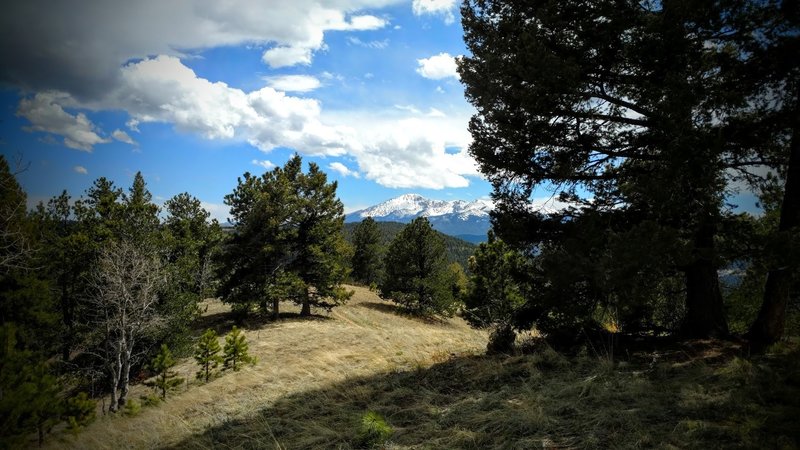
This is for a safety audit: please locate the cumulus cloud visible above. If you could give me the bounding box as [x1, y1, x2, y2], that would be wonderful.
[73, 165, 88, 174]
[16, 91, 109, 152]
[112, 129, 137, 145]
[411, 0, 458, 24]
[201, 201, 231, 223]
[1, 1, 393, 98]
[264, 75, 321, 93]
[328, 162, 360, 178]
[325, 111, 478, 189]
[416, 53, 459, 80]
[92, 55, 351, 156]
[252, 159, 276, 170]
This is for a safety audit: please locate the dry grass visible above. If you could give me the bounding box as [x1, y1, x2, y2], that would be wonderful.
[45, 286, 488, 449]
[42, 289, 800, 449]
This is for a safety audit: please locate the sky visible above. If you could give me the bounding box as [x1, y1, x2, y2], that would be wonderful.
[0, 0, 494, 221]
[0, 0, 761, 222]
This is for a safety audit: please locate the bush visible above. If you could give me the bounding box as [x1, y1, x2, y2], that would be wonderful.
[63, 392, 96, 435]
[357, 410, 393, 448]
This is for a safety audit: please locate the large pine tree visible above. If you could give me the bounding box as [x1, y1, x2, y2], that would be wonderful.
[219, 155, 351, 318]
[458, 0, 792, 339]
[381, 217, 459, 317]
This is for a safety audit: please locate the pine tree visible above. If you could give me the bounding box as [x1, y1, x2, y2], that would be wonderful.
[464, 232, 529, 353]
[194, 328, 223, 382]
[219, 155, 351, 319]
[351, 217, 383, 285]
[223, 326, 255, 372]
[381, 217, 459, 317]
[146, 344, 184, 400]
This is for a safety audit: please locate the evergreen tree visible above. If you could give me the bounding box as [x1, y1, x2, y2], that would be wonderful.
[162, 193, 224, 351]
[290, 159, 353, 316]
[146, 344, 184, 400]
[381, 217, 459, 317]
[194, 328, 223, 382]
[223, 326, 255, 372]
[458, 0, 793, 339]
[351, 217, 383, 285]
[464, 232, 530, 353]
[219, 155, 351, 318]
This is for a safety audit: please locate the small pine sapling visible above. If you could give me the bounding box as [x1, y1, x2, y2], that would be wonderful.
[63, 392, 97, 436]
[146, 344, 184, 400]
[223, 326, 255, 371]
[194, 328, 223, 382]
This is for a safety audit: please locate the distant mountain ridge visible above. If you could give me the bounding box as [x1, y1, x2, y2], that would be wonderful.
[345, 194, 492, 238]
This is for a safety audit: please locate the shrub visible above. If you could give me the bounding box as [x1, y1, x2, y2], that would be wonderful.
[357, 410, 393, 448]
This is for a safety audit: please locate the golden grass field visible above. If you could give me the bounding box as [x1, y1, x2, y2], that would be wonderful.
[45, 285, 488, 449]
[41, 284, 800, 449]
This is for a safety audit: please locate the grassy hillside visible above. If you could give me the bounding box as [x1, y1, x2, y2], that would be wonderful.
[343, 221, 477, 269]
[43, 288, 799, 449]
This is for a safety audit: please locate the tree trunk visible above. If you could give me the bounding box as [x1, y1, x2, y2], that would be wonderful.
[749, 111, 800, 345]
[682, 224, 729, 338]
[117, 345, 132, 409]
[272, 296, 280, 321]
[108, 352, 121, 413]
[300, 286, 311, 316]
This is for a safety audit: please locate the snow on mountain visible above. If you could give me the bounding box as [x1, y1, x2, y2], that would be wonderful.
[345, 194, 493, 238]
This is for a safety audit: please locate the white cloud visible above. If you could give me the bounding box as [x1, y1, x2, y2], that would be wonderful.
[264, 75, 321, 93]
[112, 129, 137, 145]
[252, 159, 276, 170]
[328, 162, 360, 178]
[347, 37, 389, 49]
[427, 108, 446, 117]
[416, 53, 459, 80]
[1, 1, 395, 95]
[95, 55, 351, 156]
[412, 0, 457, 24]
[16, 91, 109, 152]
[73, 165, 88, 174]
[201, 201, 231, 223]
[262, 46, 313, 68]
[325, 110, 479, 189]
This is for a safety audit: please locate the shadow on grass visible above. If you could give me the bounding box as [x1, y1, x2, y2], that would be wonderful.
[192, 310, 334, 336]
[165, 343, 800, 450]
[357, 301, 453, 326]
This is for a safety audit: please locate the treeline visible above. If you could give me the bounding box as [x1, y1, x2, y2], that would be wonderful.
[0, 153, 356, 445]
[343, 221, 476, 269]
[457, 0, 799, 351]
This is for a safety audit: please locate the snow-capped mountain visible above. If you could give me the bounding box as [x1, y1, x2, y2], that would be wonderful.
[345, 194, 493, 239]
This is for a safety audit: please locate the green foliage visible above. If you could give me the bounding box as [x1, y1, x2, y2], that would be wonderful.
[63, 392, 96, 435]
[161, 192, 225, 352]
[223, 326, 255, 372]
[356, 410, 393, 448]
[122, 399, 141, 417]
[146, 344, 184, 400]
[0, 326, 63, 447]
[381, 217, 460, 317]
[351, 217, 383, 285]
[343, 221, 477, 269]
[194, 328, 223, 382]
[219, 154, 352, 317]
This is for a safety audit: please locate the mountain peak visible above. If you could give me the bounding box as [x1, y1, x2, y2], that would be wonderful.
[345, 194, 493, 238]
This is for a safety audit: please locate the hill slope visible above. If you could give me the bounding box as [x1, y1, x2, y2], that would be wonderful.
[47, 288, 487, 449]
[343, 221, 477, 269]
[45, 289, 800, 449]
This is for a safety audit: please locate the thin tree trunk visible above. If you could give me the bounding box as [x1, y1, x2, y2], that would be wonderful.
[109, 351, 121, 413]
[300, 286, 311, 316]
[118, 345, 132, 409]
[682, 223, 729, 338]
[273, 296, 280, 321]
[749, 109, 800, 345]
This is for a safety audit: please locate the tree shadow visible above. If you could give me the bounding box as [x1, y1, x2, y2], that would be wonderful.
[357, 301, 452, 326]
[164, 344, 800, 450]
[192, 310, 334, 336]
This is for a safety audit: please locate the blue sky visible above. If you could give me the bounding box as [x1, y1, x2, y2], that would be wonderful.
[0, 0, 493, 221]
[0, 0, 761, 221]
